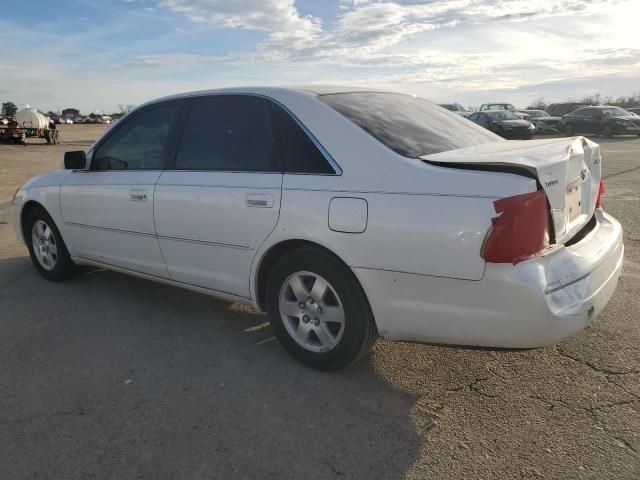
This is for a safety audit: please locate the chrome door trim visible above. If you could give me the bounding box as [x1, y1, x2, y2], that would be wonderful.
[65, 222, 253, 250]
[156, 234, 253, 250]
[65, 221, 156, 237]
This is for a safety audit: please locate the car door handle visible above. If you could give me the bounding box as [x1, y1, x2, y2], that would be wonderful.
[246, 193, 274, 208]
[130, 189, 148, 201]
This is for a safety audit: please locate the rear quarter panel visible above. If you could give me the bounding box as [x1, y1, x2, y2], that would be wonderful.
[256, 185, 496, 283]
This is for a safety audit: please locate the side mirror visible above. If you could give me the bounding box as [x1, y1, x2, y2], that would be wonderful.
[64, 150, 87, 170]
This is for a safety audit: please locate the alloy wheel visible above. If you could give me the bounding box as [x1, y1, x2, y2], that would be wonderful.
[278, 271, 345, 353]
[31, 220, 58, 271]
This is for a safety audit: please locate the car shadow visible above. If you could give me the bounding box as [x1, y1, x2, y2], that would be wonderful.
[0, 256, 424, 479]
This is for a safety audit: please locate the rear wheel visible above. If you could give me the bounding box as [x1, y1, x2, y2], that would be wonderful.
[265, 247, 377, 370]
[25, 207, 76, 281]
[602, 124, 613, 138]
[563, 123, 574, 136]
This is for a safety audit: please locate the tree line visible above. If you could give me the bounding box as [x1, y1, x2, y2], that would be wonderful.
[526, 93, 640, 110]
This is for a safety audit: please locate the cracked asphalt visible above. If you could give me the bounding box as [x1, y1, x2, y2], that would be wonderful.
[0, 126, 638, 479]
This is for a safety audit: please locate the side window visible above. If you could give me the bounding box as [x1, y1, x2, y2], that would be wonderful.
[270, 103, 334, 174]
[92, 104, 179, 170]
[175, 96, 278, 172]
[573, 108, 587, 116]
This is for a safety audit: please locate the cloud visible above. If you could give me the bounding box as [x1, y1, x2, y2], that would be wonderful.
[157, 0, 623, 64]
[1, 0, 638, 112]
[158, 0, 322, 46]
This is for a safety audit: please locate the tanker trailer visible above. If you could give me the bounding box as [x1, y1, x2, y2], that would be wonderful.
[14, 108, 59, 144]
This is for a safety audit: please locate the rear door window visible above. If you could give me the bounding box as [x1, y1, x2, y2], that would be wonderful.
[319, 92, 500, 158]
[174, 96, 279, 172]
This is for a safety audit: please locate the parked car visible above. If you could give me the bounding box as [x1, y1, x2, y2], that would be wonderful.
[0, 117, 8, 125]
[479, 103, 529, 120]
[546, 103, 590, 117]
[520, 110, 561, 133]
[480, 103, 518, 112]
[10, 87, 623, 370]
[558, 106, 640, 137]
[468, 110, 536, 139]
[438, 103, 472, 117]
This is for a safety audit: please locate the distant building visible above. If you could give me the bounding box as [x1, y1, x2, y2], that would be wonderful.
[62, 108, 80, 119]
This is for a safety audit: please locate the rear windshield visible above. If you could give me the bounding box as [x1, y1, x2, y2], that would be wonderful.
[319, 92, 501, 158]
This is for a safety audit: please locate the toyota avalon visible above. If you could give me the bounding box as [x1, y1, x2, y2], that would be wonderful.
[10, 87, 623, 370]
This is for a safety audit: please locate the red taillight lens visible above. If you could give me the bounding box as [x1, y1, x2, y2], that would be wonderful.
[482, 190, 550, 265]
[595, 180, 605, 208]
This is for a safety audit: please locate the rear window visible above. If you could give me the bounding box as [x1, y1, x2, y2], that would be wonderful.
[319, 92, 501, 158]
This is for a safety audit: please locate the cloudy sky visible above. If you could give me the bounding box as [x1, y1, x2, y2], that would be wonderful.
[0, 0, 638, 113]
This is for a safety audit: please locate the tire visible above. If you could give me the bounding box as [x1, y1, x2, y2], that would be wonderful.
[563, 123, 574, 136]
[602, 124, 613, 138]
[25, 206, 77, 281]
[265, 247, 377, 370]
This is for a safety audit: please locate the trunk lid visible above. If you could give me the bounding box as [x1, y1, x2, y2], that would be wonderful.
[421, 137, 602, 245]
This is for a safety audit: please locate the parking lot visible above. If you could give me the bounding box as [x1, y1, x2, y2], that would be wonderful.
[0, 125, 638, 479]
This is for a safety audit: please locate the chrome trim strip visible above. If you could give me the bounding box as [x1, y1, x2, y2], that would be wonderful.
[156, 234, 252, 250]
[66, 221, 253, 250]
[65, 222, 155, 237]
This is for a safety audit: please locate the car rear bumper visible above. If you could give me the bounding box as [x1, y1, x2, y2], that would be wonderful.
[355, 209, 623, 348]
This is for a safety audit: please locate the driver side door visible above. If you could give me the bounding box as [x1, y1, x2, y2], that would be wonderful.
[60, 101, 183, 277]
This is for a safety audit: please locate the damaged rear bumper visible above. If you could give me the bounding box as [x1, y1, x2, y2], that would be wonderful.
[355, 209, 623, 348]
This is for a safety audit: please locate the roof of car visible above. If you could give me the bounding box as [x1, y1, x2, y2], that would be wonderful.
[155, 85, 394, 102]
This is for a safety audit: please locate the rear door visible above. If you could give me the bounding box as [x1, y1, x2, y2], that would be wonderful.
[60, 102, 182, 277]
[154, 95, 282, 299]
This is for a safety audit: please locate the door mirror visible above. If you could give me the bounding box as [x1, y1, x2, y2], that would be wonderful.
[64, 150, 87, 170]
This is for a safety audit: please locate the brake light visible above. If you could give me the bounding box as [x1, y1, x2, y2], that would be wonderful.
[595, 180, 605, 208]
[482, 190, 550, 265]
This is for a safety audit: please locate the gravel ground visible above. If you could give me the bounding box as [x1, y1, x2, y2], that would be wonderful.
[0, 127, 638, 479]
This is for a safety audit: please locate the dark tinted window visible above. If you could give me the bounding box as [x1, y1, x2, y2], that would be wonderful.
[175, 96, 278, 171]
[270, 103, 334, 174]
[572, 108, 589, 116]
[319, 92, 500, 158]
[92, 104, 179, 170]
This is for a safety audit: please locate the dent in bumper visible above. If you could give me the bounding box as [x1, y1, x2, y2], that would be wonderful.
[354, 211, 623, 348]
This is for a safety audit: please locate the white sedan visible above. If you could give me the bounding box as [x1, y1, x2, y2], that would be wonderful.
[10, 87, 623, 370]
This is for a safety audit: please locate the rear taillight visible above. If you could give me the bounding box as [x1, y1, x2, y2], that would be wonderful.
[595, 180, 605, 208]
[482, 189, 550, 265]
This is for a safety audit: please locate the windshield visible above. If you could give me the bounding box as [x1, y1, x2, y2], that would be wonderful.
[600, 107, 629, 117]
[319, 92, 501, 157]
[486, 110, 521, 121]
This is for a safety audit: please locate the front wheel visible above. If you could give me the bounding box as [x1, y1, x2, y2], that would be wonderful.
[602, 124, 613, 138]
[25, 207, 77, 281]
[265, 247, 377, 370]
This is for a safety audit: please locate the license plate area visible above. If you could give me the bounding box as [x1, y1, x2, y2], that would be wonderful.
[567, 184, 582, 222]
